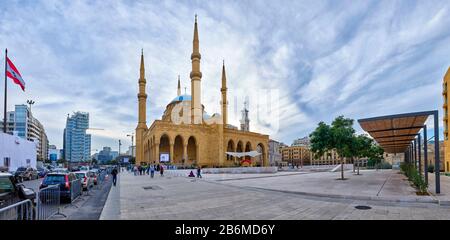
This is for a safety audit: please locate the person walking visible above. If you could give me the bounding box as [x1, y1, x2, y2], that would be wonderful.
[150, 165, 155, 178]
[160, 164, 164, 177]
[111, 167, 118, 187]
[196, 166, 202, 178]
[133, 165, 138, 176]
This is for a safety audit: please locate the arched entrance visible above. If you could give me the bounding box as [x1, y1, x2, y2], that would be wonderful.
[226, 140, 235, 162]
[245, 142, 252, 166]
[159, 134, 170, 163]
[255, 143, 265, 167]
[236, 141, 245, 166]
[187, 136, 197, 166]
[173, 135, 184, 165]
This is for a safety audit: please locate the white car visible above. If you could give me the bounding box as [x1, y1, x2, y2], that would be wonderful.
[74, 171, 94, 190]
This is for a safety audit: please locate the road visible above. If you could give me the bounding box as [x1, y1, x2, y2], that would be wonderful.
[22, 176, 112, 220]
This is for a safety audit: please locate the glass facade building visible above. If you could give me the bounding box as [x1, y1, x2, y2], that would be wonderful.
[64, 112, 91, 162]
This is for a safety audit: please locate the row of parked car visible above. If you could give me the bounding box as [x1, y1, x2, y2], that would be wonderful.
[38, 167, 110, 202]
[0, 166, 113, 210]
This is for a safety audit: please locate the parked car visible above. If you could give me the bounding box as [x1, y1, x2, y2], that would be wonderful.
[14, 167, 39, 182]
[39, 172, 78, 202]
[52, 168, 69, 173]
[0, 171, 37, 219]
[37, 167, 49, 178]
[74, 171, 94, 190]
[80, 166, 90, 171]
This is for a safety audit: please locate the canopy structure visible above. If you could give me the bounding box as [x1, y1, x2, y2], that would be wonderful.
[358, 110, 441, 194]
[226, 151, 261, 158]
[358, 112, 428, 154]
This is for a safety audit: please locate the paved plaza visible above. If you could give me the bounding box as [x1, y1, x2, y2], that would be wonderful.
[100, 169, 450, 220]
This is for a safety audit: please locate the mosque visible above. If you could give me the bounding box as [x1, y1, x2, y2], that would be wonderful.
[135, 16, 269, 168]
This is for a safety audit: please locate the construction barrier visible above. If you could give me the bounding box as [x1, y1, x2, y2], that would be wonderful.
[0, 199, 34, 220]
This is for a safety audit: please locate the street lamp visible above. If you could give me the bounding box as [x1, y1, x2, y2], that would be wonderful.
[27, 100, 35, 112]
[127, 133, 134, 157]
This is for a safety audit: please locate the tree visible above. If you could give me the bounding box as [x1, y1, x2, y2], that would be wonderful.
[310, 116, 355, 180]
[352, 134, 374, 174]
[310, 122, 333, 158]
[330, 116, 355, 180]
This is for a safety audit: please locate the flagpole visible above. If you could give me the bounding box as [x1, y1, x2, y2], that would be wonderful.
[3, 48, 7, 133]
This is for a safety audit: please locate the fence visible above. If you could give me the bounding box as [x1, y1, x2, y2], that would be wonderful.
[36, 185, 66, 220]
[0, 199, 34, 220]
[70, 178, 82, 202]
[96, 171, 107, 185]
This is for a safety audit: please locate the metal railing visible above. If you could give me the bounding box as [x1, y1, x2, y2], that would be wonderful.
[36, 185, 66, 220]
[0, 199, 34, 220]
[96, 171, 107, 185]
[70, 178, 82, 202]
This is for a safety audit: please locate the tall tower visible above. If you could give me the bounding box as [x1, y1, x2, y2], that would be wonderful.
[221, 61, 228, 125]
[136, 50, 148, 165]
[240, 98, 250, 131]
[177, 75, 181, 96]
[190, 15, 203, 124]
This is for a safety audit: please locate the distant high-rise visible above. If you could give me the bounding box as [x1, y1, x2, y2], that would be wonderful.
[64, 112, 91, 162]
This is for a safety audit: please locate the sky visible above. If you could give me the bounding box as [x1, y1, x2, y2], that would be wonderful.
[1, 0, 450, 153]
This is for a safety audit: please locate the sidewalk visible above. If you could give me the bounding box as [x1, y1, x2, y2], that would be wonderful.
[99, 174, 120, 220]
[428, 173, 450, 205]
[204, 169, 437, 204]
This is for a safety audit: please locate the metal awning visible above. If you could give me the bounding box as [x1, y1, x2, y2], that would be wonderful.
[357, 110, 441, 194]
[358, 111, 430, 153]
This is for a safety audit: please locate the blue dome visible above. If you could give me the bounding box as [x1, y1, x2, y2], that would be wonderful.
[170, 94, 191, 103]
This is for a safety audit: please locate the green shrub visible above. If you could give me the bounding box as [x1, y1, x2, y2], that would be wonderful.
[400, 163, 428, 193]
[427, 165, 435, 173]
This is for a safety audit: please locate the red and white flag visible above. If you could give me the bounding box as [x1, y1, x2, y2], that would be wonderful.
[6, 56, 25, 91]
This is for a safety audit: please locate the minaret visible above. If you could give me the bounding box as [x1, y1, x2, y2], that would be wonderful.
[177, 75, 181, 96]
[136, 49, 148, 164]
[190, 15, 202, 124]
[221, 60, 228, 125]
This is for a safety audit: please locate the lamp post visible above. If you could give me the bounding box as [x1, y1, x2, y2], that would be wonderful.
[27, 100, 35, 113]
[118, 140, 122, 172]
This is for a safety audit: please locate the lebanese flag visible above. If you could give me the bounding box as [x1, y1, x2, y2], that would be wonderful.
[6, 56, 25, 91]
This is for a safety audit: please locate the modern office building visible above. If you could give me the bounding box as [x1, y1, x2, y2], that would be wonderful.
[126, 146, 136, 157]
[96, 147, 119, 164]
[442, 67, 450, 172]
[48, 145, 61, 161]
[0, 104, 49, 160]
[64, 112, 91, 162]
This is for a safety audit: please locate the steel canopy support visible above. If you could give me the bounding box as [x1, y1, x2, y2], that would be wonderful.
[424, 125, 428, 185]
[433, 111, 440, 194]
[418, 133, 422, 175]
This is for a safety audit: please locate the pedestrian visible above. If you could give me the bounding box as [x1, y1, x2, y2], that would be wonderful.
[133, 165, 138, 176]
[150, 165, 155, 178]
[111, 167, 118, 187]
[160, 164, 164, 177]
[156, 164, 160, 172]
[196, 166, 202, 178]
